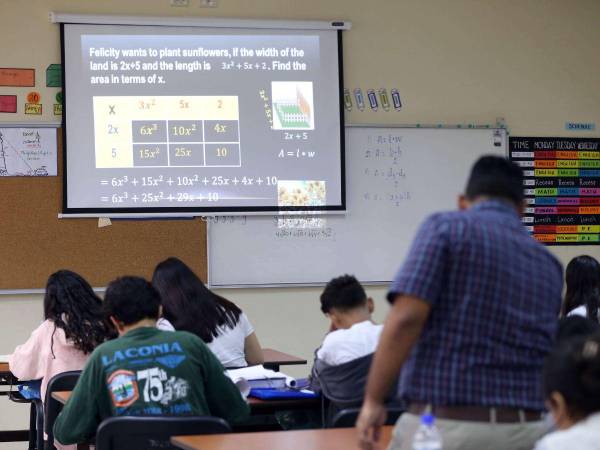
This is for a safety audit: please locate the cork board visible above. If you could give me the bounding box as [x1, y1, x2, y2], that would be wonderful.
[0, 131, 207, 290]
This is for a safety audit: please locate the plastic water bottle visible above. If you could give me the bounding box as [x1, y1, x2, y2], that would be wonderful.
[412, 413, 442, 450]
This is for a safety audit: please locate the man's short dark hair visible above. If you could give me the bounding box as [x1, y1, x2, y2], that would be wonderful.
[320, 275, 367, 314]
[104, 276, 161, 325]
[465, 155, 524, 205]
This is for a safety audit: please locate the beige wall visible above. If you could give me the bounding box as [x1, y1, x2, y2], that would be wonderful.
[1, 0, 599, 445]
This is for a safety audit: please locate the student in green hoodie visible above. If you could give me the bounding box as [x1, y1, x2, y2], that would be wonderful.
[54, 276, 249, 446]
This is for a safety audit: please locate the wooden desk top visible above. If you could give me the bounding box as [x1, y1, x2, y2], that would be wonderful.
[0, 363, 9, 374]
[262, 348, 307, 366]
[172, 426, 393, 450]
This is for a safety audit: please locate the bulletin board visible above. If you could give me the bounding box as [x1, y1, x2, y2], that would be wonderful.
[0, 130, 207, 290]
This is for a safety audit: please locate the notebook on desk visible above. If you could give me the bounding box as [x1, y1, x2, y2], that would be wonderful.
[249, 388, 318, 400]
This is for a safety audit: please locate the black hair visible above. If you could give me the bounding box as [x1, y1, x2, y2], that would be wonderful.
[152, 257, 242, 343]
[557, 316, 600, 344]
[44, 270, 112, 355]
[104, 276, 161, 325]
[464, 155, 524, 205]
[563, 255, 600, 322]
[543, 333, 600, 419]
[320, 274, 367, 314]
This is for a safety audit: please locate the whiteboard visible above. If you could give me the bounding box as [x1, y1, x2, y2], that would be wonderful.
[208, 126, 507, 287]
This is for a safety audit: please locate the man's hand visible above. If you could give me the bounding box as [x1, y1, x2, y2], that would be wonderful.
[356, 399, 387, 450]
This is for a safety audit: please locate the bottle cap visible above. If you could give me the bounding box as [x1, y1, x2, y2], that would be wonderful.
[421, 413, 435, 426]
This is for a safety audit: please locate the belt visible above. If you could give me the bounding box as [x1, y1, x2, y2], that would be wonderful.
[408, 403, 544, 424]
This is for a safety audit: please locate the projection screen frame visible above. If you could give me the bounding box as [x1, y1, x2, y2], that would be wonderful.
[55, 14, 349, 217]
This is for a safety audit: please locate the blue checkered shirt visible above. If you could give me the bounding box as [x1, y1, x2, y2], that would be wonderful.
[389, 200, 563, 411]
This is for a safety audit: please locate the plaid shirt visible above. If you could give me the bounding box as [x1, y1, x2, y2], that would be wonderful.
[389, 200, 563, 411]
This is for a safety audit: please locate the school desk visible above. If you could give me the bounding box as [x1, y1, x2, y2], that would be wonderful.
[260, 348, 308, 372]
[0, 362, 28, 443]
[171, 426, 394, 450]
[52, 390, 319, 415]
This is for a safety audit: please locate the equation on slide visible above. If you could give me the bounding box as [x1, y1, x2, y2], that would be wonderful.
[94, 96, 241, 169]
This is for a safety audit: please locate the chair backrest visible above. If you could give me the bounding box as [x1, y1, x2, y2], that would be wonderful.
[44, 370, 82, 447]
[96, 416, 232, 450]
[330, 406, 404, 428]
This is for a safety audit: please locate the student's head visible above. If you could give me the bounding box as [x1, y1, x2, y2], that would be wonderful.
[459, 155, 524, 210]
[104, 276, 161, 334]
[152, 257, 241, 342]
[563, 255, 600, 321]
[44, 270, 111, 354]
[320, 275, 373, 329]
[543, 333, 600, 430]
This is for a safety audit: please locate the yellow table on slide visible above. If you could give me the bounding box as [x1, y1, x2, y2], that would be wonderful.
[94, 96, 241, 168]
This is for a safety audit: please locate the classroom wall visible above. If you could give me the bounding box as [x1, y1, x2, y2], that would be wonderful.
[1, 0, 599, 444]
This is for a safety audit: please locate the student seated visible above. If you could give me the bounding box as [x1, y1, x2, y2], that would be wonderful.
[557, 316, 600, 344]
[533, 333, 600, 450]
[562, 255, 600, 323]
[310, 275, 386, 416]
[152, 257, 263, 368]
[53, 276, 249, 446]
[9, 270, 112, 402]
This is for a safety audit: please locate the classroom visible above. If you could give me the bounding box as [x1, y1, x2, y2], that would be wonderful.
[0, 0, 599, 449]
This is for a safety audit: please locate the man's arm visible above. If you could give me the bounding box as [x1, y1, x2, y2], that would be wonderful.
[356, 295, 431, 450]
[54, 357, 104, 445]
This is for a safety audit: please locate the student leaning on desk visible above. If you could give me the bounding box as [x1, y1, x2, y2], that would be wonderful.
[152, 257, 264, 368]
[53, 276, 249, 446]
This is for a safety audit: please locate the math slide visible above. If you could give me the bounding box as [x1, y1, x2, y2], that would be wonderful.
[62, 24, 343, 212]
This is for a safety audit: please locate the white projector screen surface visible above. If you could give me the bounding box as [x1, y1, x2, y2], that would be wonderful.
[61, 23, 344, 214]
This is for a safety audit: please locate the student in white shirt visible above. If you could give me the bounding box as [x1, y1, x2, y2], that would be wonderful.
[310, 275, 389, 419]
[563, 255, 600, 323]
[533, 333, 600, 450]
[152, 257, 263, 368]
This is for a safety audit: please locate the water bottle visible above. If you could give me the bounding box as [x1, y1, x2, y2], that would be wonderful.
[412, 413, 442, 450]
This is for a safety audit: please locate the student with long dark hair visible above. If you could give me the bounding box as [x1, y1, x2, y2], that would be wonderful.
[152, 257, 263, 367]
[533, 333, 600, 449]
[9, 270, 112, 402]
[563, 255, 600, 322]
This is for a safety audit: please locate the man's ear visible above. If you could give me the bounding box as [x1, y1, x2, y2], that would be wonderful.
[367, 297, 375, 314]
[518, 199, 527, 216]
[458, 194, 470, 210]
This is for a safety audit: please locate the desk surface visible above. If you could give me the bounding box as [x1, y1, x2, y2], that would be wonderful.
[0, 348, 305, 377]
[261, 348, 307, 366]
[172, 426, 393, 450]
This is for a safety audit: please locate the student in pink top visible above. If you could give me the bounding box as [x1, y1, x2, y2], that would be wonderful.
[9, 270, 113, 403]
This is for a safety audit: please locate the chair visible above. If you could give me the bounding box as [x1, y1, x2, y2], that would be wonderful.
[8, 389, 43, 450]
[330, 406, 404, 428]
[95, 416, 232, 450]
[44, 371, 81, 450]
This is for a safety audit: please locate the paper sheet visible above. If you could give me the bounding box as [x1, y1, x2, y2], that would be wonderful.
[0, 127, 58, 176]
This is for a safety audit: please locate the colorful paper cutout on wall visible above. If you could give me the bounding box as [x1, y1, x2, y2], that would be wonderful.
[0, 68, 35, 87]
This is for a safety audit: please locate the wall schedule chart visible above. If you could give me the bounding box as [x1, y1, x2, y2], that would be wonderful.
[510, 136, 600, 245]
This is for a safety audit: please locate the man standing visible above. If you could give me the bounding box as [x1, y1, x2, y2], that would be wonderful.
[356, 156, 563, 450]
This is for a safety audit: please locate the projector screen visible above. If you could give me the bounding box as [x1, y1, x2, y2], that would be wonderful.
[61, 21, 345, 215]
